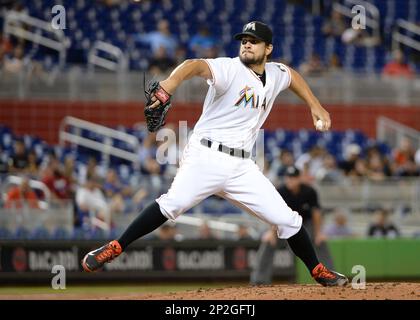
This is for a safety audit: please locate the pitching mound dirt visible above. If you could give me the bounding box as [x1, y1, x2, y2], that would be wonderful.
[1, 282, 419, 300]
[138, 282, 420, 300]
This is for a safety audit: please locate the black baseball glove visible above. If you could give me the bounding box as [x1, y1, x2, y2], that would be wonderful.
[144, 81, 172, 132]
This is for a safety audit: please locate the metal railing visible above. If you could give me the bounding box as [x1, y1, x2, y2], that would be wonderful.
[0, 200, 74, 237]
[88, 40, 128, 73]
[3, 10, 70, 69]
[333, 0, 380, 40]
[392, 19, 420, 52]
[59, 116, 140, 165]
[377, 116, 420, 150]
[1, 175, 51, 209]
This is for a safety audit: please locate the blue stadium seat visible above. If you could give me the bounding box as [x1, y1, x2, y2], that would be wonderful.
[14, 227, 31, 240]
[0, 227, 12, 239]
[30, 226, 51, 240]
[72, 227, 89, 240]
[16, 0, 420, 71]
[52, 227, 70, 240]
[89, 228, 106, 240]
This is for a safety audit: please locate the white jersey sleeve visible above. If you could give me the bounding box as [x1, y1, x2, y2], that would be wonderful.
[272, 62, 292, 93]
[203, 57, 236, 93]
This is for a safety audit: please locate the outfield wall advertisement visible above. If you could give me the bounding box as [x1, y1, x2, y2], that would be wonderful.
[0, 240, 295, 283]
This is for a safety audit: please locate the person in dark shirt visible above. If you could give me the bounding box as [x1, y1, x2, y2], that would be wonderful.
[339, 143, 361, 176]
[367, 208, 400, 239]
[251, 166, 334, 285]
[8, 139, 29, 173]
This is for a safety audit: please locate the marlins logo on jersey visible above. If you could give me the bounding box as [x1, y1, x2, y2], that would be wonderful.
[235, 85, 267, 110]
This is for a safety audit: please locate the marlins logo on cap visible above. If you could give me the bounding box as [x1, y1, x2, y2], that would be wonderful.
[234, 21, 273, 44]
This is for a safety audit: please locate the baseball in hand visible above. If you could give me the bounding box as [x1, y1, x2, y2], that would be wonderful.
[316, 119, 324, 131]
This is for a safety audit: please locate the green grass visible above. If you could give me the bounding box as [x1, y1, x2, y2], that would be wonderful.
[0, 282, 244, 295]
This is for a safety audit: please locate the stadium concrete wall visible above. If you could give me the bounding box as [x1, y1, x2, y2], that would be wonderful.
[1, 100, 419, 143]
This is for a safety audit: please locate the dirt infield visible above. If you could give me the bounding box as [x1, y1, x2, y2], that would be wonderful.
[1, 282, 419, 300]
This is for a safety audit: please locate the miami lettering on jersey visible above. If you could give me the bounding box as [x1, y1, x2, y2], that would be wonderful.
[235, 85, 267, 110]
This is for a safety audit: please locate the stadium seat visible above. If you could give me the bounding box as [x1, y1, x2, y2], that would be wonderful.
[52, 227, 70, 240]
[30, 226, 51, 240]
[17, 0, 419, 71]
[0, 227, 12, 239]
[14, 227, 31, 240]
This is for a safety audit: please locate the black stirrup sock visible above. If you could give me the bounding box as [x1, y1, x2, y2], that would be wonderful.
[286, 225, 320, 273]
[117, 201, 168, 250]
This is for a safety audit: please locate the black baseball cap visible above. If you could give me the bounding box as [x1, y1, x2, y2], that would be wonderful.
[284, 166, 300, 177]
[234, 21, 273, 44]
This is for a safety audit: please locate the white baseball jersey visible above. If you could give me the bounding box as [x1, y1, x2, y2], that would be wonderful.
[157, 57, 302, 239]
[194, 57, 291, 151]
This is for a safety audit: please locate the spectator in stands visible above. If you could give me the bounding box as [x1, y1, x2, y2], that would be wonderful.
[382, 49, 415, 79]
[188, 26, 218, 59]
[174, 45, 187, 66]
[3, 44, 25, 74]
[339, 143, 361, 176]
[295, 145, 326, 181]
[341, 27, 380, 47]
[348, 158, 368, 180]
[395, 158, 419, 177]
[235, 224, 254, 240]
[26, 151, 40, 178]
[126, 186, 148, 213]
[41, 163, 72, 202]
[0, 146, 9, 174]
[103, 169, 131, 215]
[62, 154, 77, 191]
[103, 169, 123, 198]
[197, 220, 217, 240]
[327, 53, 342, 74]
[324, 208, 355, 238]
[268, 149, 295, 186]
[299, 53, 325, 76]
[8, 139, 29, 173]
[392, 137, 416, 171]
[367, 207, 400, 239]
[322, 10, 347, 39]
[366, 153, 387, 181]
[133, 19, 178, 58]
[316, 153, 345, 183]
[0, 33, 13, 56]
[5, 176, 40, 209]
[77, 156, 105, 185]
[154, 222, 183, 241]
[138, 132, 162, 176]
[365, 146, 392, 181]
[148, 46, 176, 76]
[75, 174, 109, 228]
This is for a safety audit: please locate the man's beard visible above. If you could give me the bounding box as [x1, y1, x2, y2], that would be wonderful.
[239, 52, 265, 67]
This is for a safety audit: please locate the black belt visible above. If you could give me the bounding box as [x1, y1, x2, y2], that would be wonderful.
[200, 138, 250, 159]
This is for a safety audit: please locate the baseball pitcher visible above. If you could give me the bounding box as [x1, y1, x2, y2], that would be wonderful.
[82, 21, 348, 286]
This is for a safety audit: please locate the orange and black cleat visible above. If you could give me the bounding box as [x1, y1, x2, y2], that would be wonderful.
[82, 240, 122, 272]
[312, 263, 349, 287]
